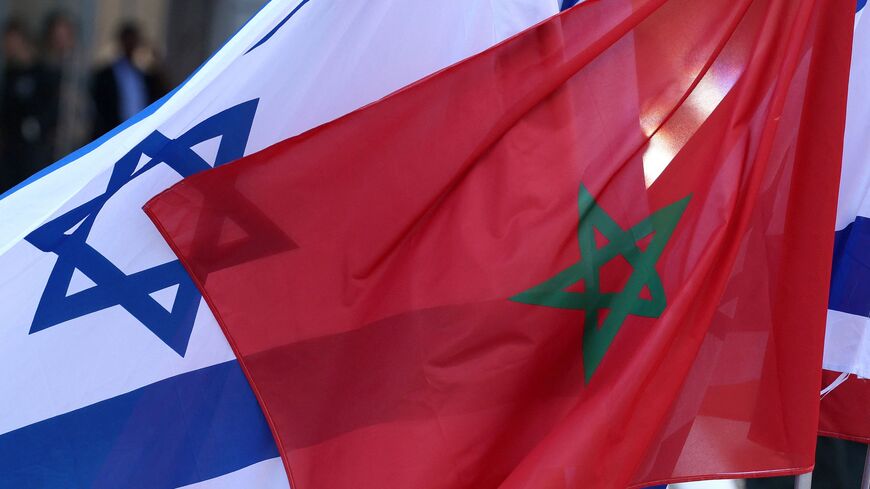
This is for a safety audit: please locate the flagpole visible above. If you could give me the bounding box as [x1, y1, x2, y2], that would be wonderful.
[795, 472, 812, 489]
[861, 447, 870, 489]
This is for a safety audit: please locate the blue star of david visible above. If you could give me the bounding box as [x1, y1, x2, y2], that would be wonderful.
[25, 99, 259, 356]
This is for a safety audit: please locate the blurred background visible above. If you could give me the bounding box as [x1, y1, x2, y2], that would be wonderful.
[0, 0, 261, 192]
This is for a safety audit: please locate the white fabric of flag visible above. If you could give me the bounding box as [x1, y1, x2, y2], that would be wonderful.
[823, 3, 870, 380]
[0, 1, 559, 488]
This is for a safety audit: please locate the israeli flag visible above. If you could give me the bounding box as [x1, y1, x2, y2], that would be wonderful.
[824, 1, 870, 380]
[0, 1, 558, 487]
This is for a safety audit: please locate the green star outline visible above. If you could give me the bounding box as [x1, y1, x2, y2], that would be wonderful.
[511, 185, 690, 383]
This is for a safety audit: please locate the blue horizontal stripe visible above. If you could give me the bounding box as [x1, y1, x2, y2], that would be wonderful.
[829, 216, 870, 318]
[0, 361, 279, 489]
[246, 0, 313, 54]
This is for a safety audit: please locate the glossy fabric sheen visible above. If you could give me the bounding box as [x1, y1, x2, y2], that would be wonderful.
[146, 0, 853, 488]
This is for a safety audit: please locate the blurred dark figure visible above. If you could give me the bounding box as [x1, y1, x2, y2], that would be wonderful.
[91, 21, 167, 139]
[40, 11, 89, 159]
[0, 20, 54, 193]
[746, 437, 868, 489]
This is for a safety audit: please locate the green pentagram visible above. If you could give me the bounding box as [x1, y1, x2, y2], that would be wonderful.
[512, 186, 689, 383]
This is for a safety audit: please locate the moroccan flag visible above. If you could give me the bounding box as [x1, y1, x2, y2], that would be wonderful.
[146, 0, 853, 487]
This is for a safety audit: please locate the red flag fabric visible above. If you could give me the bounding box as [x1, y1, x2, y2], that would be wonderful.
[819, 371, 870, 443]
[145, 0, 853, 487]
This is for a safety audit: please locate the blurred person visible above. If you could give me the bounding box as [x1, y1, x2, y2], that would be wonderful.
[0, 20, 54, 193]
[90, 21, 167, 140]
[40, 11, 89, 159]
